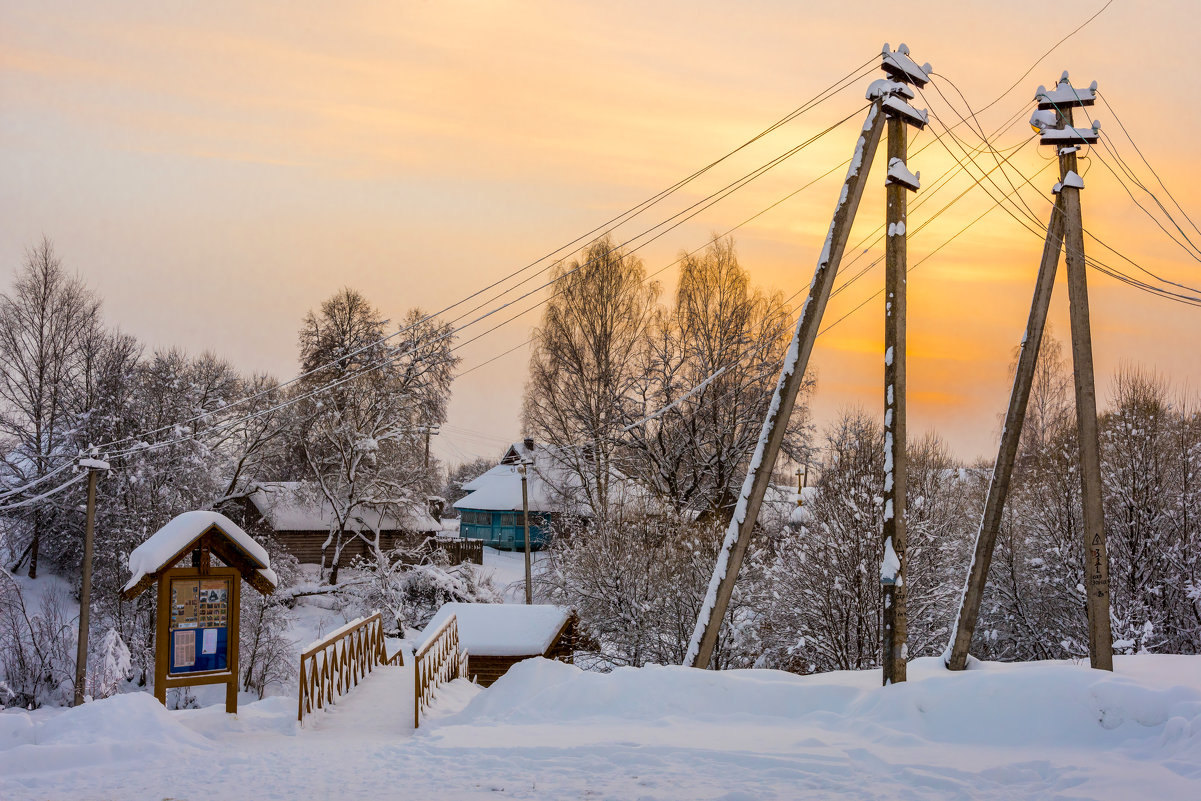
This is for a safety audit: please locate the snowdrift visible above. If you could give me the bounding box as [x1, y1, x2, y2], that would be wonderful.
[3, 656, 1200, 800]
[0, 692, 214, 777]
[446, 655, 1201, 753]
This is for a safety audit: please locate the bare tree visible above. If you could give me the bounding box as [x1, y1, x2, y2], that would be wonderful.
[524, 236, 660, 519]
[0, 239, 102, 577]
[627, 236, 812, 519]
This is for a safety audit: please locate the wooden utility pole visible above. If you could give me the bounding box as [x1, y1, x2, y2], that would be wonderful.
[686, 44, 931, 670]
[73, 457, 108, 706]
[422, 425, 439, 469]
[1054, 87, 1113, 671]
[944, 73, 1111, 671]
[946, 194, 1066, 670]
[877, 45, 926, 685]
[519, 459, 533, 604]
[881, 114, 911, 685]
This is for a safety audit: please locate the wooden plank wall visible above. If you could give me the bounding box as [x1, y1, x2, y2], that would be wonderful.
[465, 614, 577, 687]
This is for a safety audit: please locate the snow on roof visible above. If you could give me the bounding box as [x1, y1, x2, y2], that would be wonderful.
[421, 602, 571, 656]
[123, 511, 273, 594]
[455, 441, 577, 513]
[250, 482, 438, 533]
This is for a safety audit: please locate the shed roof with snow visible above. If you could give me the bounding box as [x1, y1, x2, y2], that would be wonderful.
[421, 602, 572, 657]
[121, 510, 277, 600]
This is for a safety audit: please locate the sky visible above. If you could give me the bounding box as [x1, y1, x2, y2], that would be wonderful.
[2, 0, 1199, 468]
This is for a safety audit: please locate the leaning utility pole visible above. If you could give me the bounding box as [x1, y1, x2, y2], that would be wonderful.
[945, 193, 1067, 670]
[880, 62, 925, 684]
[685, 44, 931, 670]
[945, 73, 1112, 671]
[73, 456, 109, 706]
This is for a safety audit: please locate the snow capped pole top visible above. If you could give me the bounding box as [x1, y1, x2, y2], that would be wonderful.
[878, 44, 930, 130]
[1035, 75, 1097, 110]
[1031, 74, 1100, 146]
[881, 43, 931, 88]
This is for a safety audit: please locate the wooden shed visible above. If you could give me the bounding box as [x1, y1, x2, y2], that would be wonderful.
[420, 603, 577, 687]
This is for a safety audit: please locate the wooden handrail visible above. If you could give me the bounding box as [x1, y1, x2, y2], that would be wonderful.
[298, 611, 403, 723]
[413, 613, 465, 729]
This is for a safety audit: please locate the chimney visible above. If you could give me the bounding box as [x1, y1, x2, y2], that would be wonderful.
[523, 437, 535, 452]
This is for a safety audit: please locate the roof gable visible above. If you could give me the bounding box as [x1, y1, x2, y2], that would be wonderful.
[122, 511, 277, 600]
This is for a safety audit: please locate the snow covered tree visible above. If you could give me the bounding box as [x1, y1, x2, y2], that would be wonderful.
[1100, 366, 1200, 654]
[294, 289, 458, 582]
[0, 239, 102, 578]
[536, 511, 747, 668]
[442, 457, 496, 517]
[749, 409, 886, 673]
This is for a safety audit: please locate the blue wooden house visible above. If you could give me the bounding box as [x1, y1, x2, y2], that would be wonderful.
[453, 439, 559, 550]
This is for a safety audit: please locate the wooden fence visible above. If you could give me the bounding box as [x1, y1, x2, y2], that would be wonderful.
[298, 612, 403, 723]
[413, 613, 466, 729]
[430, 537, 484, 565]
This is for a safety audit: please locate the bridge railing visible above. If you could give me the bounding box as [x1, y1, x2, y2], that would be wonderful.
[298, 611, 402, 723]
[413, 613, 465, 728]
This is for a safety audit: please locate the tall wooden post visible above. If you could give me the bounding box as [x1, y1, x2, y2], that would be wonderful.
[686, 44, 932, 670]
[520, 460, 533, 605]
[73, 459, 106, 706]
[1057, 108, 1113, 672]
[946, 195, 1066, 670]
[881, 113, 910, 685]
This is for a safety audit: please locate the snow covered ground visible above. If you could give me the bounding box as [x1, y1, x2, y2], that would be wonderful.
[2, 655, 1199, 800]
[479, 544, 547, 603]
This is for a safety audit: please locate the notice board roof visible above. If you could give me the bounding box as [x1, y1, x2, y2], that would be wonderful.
[122, 511, 277, 600]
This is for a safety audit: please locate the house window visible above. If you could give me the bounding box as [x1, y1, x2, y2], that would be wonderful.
[499, 513, 516, 527]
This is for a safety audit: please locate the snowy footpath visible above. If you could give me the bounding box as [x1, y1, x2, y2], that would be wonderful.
[2, 655, 1200, 800]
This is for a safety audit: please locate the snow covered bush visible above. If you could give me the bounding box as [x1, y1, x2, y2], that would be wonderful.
[0, 573, 76, 708]
[86, 628, 132, 700]
[341, 542, 501, 634]
[536, 513, 753, 669]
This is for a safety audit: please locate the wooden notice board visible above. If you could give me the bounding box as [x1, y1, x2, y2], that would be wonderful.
[154, 566, 241, 713]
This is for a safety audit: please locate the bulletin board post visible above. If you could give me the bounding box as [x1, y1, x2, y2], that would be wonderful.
[154, 566, 241, 714]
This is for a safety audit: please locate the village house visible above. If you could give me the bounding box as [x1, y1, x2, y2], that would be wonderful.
[452, 439, 566, 551]
[243, 481, 440, 566]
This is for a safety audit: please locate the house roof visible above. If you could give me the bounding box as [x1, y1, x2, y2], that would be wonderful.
[420, 602, 571, 656]
[122, 511, 277, 599]
[249, 481, 438, 533]
[454, 441, 575, 513]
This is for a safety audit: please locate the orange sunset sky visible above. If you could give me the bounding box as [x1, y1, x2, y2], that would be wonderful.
[2, 0, 1198, 467]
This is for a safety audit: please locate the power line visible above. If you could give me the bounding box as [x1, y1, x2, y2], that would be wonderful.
[55, 58, 878, 463]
